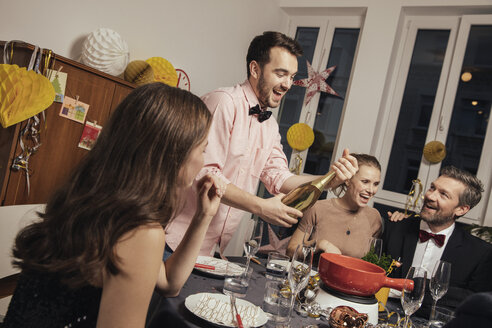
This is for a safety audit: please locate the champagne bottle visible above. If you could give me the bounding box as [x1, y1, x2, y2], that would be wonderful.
[281, 171, 336, 215]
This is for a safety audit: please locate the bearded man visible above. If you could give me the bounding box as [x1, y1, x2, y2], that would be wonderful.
[382, 166, 492, 317]
[164, 31, 358, 258]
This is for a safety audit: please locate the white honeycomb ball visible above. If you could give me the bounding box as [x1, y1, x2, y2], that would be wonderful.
[80, 28, 129, 76]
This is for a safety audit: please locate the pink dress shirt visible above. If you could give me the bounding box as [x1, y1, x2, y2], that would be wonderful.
[165, 80, 293, 255]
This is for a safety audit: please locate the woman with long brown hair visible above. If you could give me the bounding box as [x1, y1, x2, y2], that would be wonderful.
[3, 83, 224, 327]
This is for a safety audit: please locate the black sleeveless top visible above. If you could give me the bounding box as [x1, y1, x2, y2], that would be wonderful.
[3, 272, 102, 328]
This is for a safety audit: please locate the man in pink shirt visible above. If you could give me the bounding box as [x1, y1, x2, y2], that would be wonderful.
[165, 31, 358, 256]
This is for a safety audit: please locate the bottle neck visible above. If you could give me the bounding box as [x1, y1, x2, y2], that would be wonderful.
[312, 171, 336, 191]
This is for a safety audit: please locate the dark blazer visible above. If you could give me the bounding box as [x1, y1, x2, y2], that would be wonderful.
[382, 216, 492, 318]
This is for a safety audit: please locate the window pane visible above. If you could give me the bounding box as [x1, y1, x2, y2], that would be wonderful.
[278, 27, 320, 161]
[383, 30, 450, 194]
[304, 28, 360, 175]
[441, 26, 492, 174]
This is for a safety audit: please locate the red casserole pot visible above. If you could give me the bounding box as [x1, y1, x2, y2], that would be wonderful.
[318, 253, 414, 297]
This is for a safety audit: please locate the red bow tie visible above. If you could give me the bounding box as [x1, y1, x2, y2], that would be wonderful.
[419, 230, 445, 247]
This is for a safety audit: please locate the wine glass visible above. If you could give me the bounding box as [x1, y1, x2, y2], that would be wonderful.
[301, 225, 317, 256]
[368, 237, 383, 260]
[401, 266, 427, 328]
[287, 244, 313, 320]
[243, 218, 263, 273]
[429, 261, 451, 323]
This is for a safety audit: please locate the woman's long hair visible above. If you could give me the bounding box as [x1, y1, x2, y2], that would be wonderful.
[12, 83, 211, 288]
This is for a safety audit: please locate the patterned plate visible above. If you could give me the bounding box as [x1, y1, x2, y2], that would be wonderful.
[184, 292, 267, 327]
[194, 256, 244, 277]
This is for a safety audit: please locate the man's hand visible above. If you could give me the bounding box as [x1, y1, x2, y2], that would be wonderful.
[387, 211, 410, 222]
[257, 194, 302, 227]
[329, 148, 359, 188]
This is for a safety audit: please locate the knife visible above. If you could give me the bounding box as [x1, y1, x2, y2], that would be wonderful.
[194, 263, 215, 270]
[230, 294, 244, 328]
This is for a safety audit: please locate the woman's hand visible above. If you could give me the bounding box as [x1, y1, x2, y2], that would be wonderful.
[317, 239, 342, 254]
[196, 173, 226, 218]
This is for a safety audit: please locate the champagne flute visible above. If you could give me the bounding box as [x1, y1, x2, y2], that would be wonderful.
[287, 244, 313, 320]
[401, 266, 427, 328]
[302, 225, 317, 256]
[243, 218, 263, 273]
[368, 237, 383, 260]
[429, 261, 451, 323]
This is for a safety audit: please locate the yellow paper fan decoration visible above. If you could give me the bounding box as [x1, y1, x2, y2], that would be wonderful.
[0, 64, 55, 128]
[124, 60, 154, 86]
[423, 141, 447, 163]
[286, 123, 315, 151]
[146, 57, 178, 87]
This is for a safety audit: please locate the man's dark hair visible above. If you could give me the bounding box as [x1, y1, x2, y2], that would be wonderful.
[440, 166, 484, 209]
[246, 31, 303, 77]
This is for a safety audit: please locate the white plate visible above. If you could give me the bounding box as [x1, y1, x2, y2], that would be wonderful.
[194, 256, 243, 277]
[184, 292, 268, 328]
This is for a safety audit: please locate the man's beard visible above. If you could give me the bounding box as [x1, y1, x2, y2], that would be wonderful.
[257, 73, 269, 108]
[420, 210, 455, 227]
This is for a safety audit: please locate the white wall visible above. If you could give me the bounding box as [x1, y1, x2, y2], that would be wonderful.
[0, 0, 286, 97]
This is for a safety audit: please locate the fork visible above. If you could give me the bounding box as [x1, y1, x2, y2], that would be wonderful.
[229, 294, 244, 328]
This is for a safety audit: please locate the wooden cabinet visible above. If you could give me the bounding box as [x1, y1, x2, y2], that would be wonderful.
[0, 41, 135, 205]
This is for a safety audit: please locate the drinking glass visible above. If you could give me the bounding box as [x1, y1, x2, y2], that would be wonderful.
[243, 218, 263, 273]
[400, 266, 427, 328]
[429, 261, 451, 322]
[223, 262, 253, 298]
[287, 244, 313, 320]
[262, 280, 291, 324]
[265, 252, 290, 281]
[428, 306, 455, 328]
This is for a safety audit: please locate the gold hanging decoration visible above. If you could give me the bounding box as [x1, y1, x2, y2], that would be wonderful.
[404, 179, 424, 215]
[287, 123, 314, 175]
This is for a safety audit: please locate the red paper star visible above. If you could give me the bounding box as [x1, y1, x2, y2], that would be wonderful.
[257, 224, 291, 255]
[294, 60, 340, 105]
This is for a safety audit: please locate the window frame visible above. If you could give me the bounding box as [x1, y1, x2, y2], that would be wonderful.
[373, 15, 492, 225]
[284, 15, 363, 175]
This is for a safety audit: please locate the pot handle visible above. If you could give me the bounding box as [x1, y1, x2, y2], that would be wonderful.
[383, 277, 414, 292]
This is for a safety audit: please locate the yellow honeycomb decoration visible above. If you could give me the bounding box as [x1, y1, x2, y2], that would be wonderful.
[124, 60, 155, 86]
[0, 64, 55, 128]
[423, 141, 446, 163]
[287, 123, 315, 151]
[146, 57, 178, 87]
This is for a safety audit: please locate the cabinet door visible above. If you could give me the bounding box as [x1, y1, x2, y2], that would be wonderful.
[110, 84, 134, 114]
[2, 57, 134, 205]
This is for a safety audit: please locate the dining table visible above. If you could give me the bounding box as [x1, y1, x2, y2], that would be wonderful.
[145, 256, 433, 328]
[146, 256, 324, 328]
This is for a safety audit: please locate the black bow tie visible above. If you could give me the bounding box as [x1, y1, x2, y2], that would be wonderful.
[249, 104, 272, 123]
[419, 230, 445, 247]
